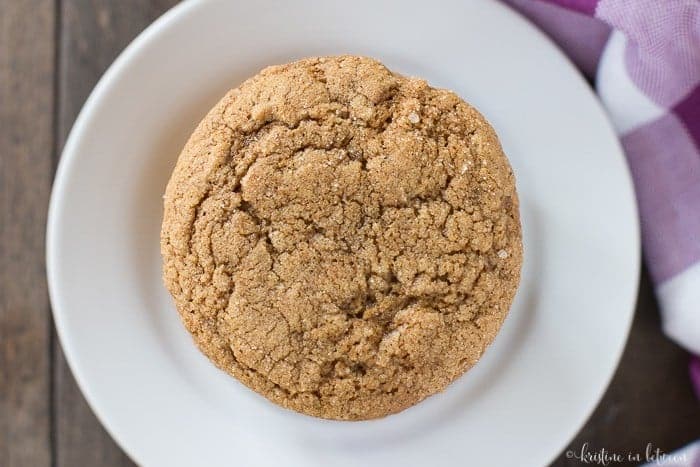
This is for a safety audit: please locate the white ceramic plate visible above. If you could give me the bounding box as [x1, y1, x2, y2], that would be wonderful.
[47, 1, 640, 466]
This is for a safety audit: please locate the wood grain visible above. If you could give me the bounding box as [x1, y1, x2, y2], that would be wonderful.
[0, 1, 55, 466]
[52, 1, 178, 466]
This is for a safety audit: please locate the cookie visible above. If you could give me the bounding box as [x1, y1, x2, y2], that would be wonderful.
[161, 56, 522, 420]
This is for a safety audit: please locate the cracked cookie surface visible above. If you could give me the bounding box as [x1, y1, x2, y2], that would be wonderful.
[161, 56, 522, 420]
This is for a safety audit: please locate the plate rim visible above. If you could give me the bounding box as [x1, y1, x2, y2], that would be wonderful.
[46, 2, 201, 464]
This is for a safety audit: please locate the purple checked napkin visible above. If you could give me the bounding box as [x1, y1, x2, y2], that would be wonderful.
[502, 0, 700, 463]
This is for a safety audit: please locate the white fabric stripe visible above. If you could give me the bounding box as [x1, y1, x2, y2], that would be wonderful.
[657, 262, 700, 356]
[597, 31, 666, 135]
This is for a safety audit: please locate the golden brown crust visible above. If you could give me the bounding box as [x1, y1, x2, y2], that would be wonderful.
[161, 56, 522, 420]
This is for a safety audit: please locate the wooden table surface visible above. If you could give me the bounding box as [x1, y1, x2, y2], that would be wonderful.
[1, 1, 698, 466]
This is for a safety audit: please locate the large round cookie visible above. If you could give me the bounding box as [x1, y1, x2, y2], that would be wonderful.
[161, 56, 522, 420]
